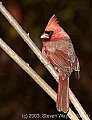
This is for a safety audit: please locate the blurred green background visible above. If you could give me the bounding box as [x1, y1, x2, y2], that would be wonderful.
[0, 0, 92, 120]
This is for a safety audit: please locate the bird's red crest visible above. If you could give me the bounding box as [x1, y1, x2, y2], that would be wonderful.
[45, 15, 60, 32]
[42, 14, 70, 41]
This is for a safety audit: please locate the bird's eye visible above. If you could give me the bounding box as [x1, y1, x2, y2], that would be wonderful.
[44, 31, 53, 35]
[49, 31, 54, 35]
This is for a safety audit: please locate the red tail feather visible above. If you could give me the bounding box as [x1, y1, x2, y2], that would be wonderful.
[56, 76, 69, 113]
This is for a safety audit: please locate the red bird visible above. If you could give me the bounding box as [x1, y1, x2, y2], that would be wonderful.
[40, 15, 80, 113]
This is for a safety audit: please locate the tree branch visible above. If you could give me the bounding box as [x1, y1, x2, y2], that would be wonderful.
[0, 38, 79, 120]
[0, 2, 90, 120]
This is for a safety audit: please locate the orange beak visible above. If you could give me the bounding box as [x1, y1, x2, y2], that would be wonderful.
[40, 32, 49, 39]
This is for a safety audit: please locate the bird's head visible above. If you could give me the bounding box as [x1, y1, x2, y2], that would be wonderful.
[40, 15, 69, 42]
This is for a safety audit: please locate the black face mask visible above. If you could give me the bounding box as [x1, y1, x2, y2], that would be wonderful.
[44, 31, 54, 41]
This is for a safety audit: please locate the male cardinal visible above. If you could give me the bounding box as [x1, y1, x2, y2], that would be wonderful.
[40, 15, 80, 113]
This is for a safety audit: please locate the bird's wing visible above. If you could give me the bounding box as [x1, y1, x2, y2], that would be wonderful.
[44, 39, 76, 75]
[48, 49, 71, 75]
[43, 39, 80, 76]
